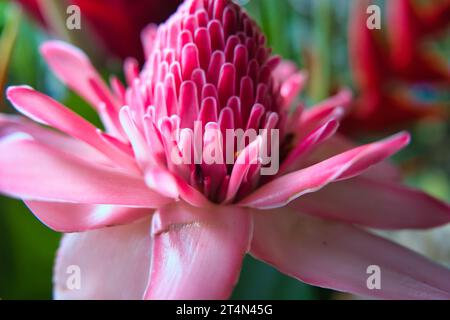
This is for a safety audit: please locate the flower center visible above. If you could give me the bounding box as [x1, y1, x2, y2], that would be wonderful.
[122, 0, 293, 202]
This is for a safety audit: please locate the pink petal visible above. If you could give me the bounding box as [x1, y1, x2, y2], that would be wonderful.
[251, 209, 450, 299]
[119, 106, 152, 170]
[290, 176, 450, 229]
[54, 218, 152, 300]
[279, 119, 339, 175]
[304, 133, 402, 182]
[175, 174, 214, 208]
[144, 202, 252, 300]
[25, 201, 152, 232]
[302, 88, 352, 124]
[0, 114, 114, 166]
[0, 135, 171, 207]
[40, 41, 116, 109]
[299, 89, 352, 137]
[124, 58, 140, 86]
[239, 132, 410, 209]
[145, 167, 180, 199]
[272, 60, 300, 81]
[280, 71, 307, 108]
[179, 81, 199, 128]
[225, 136, 262, 203]
[141, 24, 158, 59]
[6, 86, 137, 171]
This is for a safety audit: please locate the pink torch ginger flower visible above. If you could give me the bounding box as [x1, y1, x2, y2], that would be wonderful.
[1, 0, 450, 299]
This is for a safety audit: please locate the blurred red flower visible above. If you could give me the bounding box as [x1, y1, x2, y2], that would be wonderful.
[15, 0, 182, 62]
[343, 0, 450, 134]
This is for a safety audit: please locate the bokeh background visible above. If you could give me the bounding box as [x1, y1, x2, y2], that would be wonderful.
[0, 0, 449, 299]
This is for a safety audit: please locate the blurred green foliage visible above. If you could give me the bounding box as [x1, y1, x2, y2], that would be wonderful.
[0, 198, 60, 299]
[0, 0, 449, 300]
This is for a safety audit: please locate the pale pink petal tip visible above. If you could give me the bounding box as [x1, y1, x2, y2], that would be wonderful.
[39, 40, 113, 109]
[40, 40, 89, 63]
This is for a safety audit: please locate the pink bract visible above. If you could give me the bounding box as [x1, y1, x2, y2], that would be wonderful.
[1, 0, 450, 300]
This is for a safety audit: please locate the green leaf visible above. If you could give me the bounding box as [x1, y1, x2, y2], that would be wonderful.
[232, 256, 320, 299]
[0, 197, 60, 299]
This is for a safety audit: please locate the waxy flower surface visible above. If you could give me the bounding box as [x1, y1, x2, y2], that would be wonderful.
[1, 0, 450, 299]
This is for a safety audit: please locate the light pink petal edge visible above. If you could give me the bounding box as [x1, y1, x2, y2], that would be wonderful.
[251, 209, 450, 299]
[25, 201, 152, 232]
[290, 176, 450, 229]
[0, 135, 171, 207]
